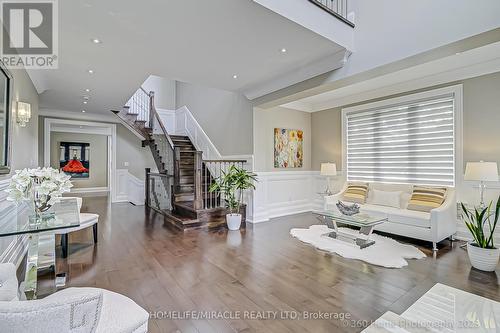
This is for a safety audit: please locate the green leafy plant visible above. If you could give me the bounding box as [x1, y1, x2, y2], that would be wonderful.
[209, 165, 257, 214]
[461, 194, 500, 249]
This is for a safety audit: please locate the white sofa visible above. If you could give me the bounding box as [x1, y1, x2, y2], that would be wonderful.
[0, 263, 149, 333]
[325, 182, 457, 251]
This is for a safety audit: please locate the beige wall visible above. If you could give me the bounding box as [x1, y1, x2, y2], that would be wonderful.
[462, 72, 500, 166]
[116, 124, 157, 179]
[176, 81, 253, 155]
[311, 71, 500, 171]
[311, 107, 342, 171]
[254, 106, 311, 171]
[50, 132, 107, 188]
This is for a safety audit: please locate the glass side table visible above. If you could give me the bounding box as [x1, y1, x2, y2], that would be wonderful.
[0, 198, 80, 299]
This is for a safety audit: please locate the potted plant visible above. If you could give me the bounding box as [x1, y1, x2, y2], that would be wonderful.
[209, 165, 257, 230]
[461, 195, 500, 272]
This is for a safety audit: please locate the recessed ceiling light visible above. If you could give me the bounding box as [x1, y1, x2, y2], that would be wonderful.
[85, 88, 90, 92]
[83, 96, 89, 100]
[232, 74, 238, 79]
[83, 101, 88, 104]
[82, 110, 86, 113]
[281, 48, 287, 53]
[88, 69, 94, 74]
[91, 38, 102, 44]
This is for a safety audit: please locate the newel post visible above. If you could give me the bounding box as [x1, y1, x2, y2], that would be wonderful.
[148, 91, 155, 128]
[193, 151, 203, 210]
[173, 146, 181, 194]
[145, 168, 151, 207]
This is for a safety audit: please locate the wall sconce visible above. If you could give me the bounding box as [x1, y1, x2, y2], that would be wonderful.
[16, 101, 31, 127]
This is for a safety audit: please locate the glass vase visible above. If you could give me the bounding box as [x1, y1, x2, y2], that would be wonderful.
[29, 177, 54, 227]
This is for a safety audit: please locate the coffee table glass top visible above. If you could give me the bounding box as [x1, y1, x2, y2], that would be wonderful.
[0, 198, 80, 237]
[312, 210, 387, 227]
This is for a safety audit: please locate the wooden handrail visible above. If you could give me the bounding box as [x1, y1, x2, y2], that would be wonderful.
[203, 159, 247, 163]
[148, 91, 175, 150]
[147, 172, 174, 177]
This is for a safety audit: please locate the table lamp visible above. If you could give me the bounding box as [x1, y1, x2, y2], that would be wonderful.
[320, 163, 337, 195]
[464, 161, 499, 208]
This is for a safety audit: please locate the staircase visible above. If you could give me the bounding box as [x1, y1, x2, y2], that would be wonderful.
[112, 88, 247, 230]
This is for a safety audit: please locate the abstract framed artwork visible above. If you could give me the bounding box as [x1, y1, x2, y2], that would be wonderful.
[59, 142, 90, 178]
[274, 128, 303, 168]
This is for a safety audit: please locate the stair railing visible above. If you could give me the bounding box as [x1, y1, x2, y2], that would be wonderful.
[137, 89, 179, 212]
[125, 87, 151, 124]
[145, 168, 173, 211]
[202, 159, 247, 209]
[139, 90, 249, 213]
[308, 0, 354, 27]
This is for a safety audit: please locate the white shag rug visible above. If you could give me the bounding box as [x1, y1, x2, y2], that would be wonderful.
[290, 225, 426, 268]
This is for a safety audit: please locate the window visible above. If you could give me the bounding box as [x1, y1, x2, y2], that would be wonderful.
[343, 86, 462, 187]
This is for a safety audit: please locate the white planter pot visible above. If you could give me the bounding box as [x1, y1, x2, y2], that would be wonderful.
[467, 243, 500, 272]
[226, 213, 242, 231]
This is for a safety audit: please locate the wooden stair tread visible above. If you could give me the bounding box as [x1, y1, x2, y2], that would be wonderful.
[161, 210, 200, 229]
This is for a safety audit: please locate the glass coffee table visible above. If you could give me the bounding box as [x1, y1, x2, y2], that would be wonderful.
[312, 210, 387, 249]
[0, 198, 80, 299]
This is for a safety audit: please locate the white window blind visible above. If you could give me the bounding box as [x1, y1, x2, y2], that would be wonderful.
[346, 95, 455, 187]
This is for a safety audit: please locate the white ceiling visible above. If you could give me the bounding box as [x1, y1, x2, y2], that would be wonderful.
[281, 41, 500, 112]
[29, 0, 345, 115]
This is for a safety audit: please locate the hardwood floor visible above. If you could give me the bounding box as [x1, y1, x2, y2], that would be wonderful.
[44, 195, 499, 333]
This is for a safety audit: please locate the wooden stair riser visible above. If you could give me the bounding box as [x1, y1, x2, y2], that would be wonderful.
[173, 203, 198, 219]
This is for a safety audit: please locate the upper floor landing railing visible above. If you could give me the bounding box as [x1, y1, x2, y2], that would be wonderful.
[308, 0, 354, 27]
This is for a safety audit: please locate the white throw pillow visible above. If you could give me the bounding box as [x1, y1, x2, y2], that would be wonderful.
[370, 189, 402, 208]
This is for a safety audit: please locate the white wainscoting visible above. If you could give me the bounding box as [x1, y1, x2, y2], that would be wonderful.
[455, 180, 500, 242]
[115, 169, 130, 202]
[114, 169, 145, 205]
[128, 173, 145, 206]
[0, 178, 29, 267]
[248, 171, 344, 223]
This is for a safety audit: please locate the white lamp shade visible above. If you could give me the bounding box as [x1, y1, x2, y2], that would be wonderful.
[464, 162, 498, 181]
[320, 163, 337, 176]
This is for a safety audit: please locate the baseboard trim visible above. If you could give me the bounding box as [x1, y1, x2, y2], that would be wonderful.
[70, 187, 109, 193]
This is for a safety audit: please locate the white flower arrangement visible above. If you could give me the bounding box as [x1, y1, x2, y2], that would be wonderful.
[5, 167, 73, 207]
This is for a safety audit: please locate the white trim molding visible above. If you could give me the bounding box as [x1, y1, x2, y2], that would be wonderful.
[70, 187, 109, 194]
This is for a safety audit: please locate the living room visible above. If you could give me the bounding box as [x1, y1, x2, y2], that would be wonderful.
[0, 1, 500, 332]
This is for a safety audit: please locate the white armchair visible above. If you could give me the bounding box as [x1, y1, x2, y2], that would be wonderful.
[0, 263, 149, 333]
[55, 197, 99, 258]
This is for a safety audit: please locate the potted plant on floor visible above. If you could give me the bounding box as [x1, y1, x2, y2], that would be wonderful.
[209, 165, 257, 230]
[461, 195, 500, 272]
